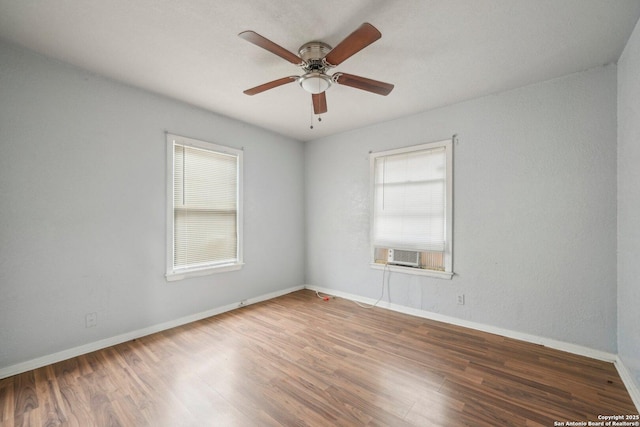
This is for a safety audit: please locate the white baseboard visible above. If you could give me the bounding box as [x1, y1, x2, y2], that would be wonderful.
[0, 285, 304, 380]
[615, 356, 640, 412]
[305, 285, 617, 363]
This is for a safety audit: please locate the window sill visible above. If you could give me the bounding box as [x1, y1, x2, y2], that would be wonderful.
[370, 263, 453, 280]
[166, 262, 244, 282]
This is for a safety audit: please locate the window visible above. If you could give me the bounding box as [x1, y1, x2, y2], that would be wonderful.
[166, 133, 243, 280]
[370, 139, 453, 278]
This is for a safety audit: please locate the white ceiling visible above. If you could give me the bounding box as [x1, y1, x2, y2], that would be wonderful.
[1, 1, 639, 142]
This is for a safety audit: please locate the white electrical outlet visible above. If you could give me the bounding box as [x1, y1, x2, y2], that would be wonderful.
[457, 294, 465, 305]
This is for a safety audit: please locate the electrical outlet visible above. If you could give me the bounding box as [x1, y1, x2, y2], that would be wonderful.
[457, 294, 465, 305]
[85, 312, 97, 328]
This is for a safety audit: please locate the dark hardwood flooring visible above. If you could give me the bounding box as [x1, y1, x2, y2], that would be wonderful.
[0, 289, 637, 426]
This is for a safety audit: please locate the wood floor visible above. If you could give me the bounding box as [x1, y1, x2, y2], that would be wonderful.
[0, 290, 637, 426]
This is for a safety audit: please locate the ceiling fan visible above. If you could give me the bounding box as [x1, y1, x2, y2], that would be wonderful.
[239, 23, 394, 115]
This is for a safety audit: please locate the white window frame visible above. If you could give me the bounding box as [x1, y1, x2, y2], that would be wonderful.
[165, 133, 243, 281]
[369, 139, 453, 279]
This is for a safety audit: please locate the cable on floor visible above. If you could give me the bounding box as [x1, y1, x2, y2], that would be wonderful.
[315, 290, 333, 301]
[314, 263, 389, 308]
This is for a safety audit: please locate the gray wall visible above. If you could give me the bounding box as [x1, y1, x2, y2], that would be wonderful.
[0, 41, 305, 369]
[618, 18, 640, 393]
[305, 65, 618, 352]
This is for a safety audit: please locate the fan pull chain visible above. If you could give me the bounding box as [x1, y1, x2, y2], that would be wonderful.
[310, 101, 318, 129]
[309, 100, 323, 129]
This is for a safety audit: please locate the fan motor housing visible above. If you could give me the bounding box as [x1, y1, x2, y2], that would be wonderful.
[299, 42, 332, 72]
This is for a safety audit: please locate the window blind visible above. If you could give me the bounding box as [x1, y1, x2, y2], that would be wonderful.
[173, 143, 238, 270]
[372, 146, 447, 252]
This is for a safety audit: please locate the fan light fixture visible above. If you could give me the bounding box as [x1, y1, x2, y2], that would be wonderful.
[299, 72, 332, 94]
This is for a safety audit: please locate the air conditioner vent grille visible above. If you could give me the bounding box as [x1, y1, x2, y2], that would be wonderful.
[388, 249, 420, 267]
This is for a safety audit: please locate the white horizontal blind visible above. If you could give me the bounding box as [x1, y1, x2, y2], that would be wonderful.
[372, 145, 447, 252]
[173, 143, 238, 270]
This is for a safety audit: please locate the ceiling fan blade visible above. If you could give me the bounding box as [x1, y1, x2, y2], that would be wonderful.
[333, 72, 394, 96]
[323, 23, 382, 66]
[243, 76, 298, 96]
[312, 92, 328, 114]
[239, 30, 303, 65]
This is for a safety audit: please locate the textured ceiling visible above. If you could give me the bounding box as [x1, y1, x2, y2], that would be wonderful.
[1, 0, 639, 141]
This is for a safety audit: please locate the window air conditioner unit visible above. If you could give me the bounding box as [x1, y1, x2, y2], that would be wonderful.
[387, 249, 420, 267]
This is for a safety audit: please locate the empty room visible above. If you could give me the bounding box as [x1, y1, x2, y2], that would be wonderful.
[1, 1, 640, 425]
